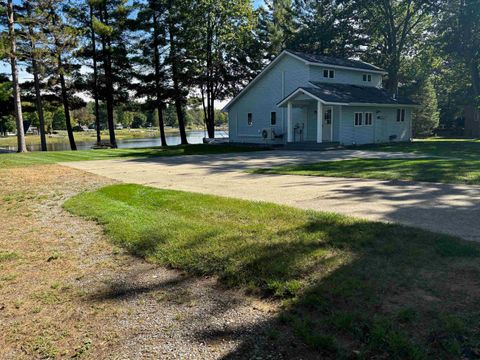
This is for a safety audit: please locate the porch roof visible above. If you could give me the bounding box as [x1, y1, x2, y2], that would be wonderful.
[278, 83, 418, 107]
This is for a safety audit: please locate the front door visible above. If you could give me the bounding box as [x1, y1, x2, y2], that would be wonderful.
[322, 107, 333, 142]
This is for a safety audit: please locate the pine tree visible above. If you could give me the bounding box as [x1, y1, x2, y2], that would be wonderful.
[89, 0, 101, 145]
[44, 0, 80, 150]
[4, 0, 27, 152]
[24, 0, 48, 151]
[258, 0, 296, 59]
[93, 0, 133, 148]
[289, 0, 361, 57]
[412, 77, 440, 137]
[131, 0, 168, 146]
[166, 0, 189, 144]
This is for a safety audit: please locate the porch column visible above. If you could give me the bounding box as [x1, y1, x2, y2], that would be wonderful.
[287, 101, 293, 142]
[316, 100, 323, 143]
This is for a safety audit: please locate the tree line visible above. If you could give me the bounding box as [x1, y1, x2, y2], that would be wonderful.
[1, 0, 479, 152]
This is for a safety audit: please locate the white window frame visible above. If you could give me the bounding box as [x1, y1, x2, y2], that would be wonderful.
[323, 69, 335, 79]
[247, 113, 253, 126]
[365, 112, 373, 126]
[354, 112, 363, 126]
[363, 74, 372, 82]
[270, 111, 276, 125]
[397, 109, 405, 122]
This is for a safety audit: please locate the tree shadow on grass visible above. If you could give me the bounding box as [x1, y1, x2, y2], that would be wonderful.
[188, 220, 480, 359]
[69, 184, 480, 358]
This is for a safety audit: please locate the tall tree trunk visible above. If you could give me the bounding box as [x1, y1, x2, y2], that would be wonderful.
[152, 6, 167, 146]
[469, 60, 480, 105]
[58, 55, 77, 151]
[32, 57, 47, 151]
[200, 86, 208, 133]
[6, 0, 27, 153]
[205, 16, 215, 139]
[51, 11, 76, 150]
[209, 85, 215, 138]
[90, 3, 101, 145]
[385, 50, 400, 95]
[167, 0, 188, 145]
[26, 0, 47, 151]
[100, 7, 117, 148]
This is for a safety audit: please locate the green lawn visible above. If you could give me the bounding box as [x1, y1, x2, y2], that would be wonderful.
[0, 144, 262, 168]
[252, 139, 480, 185]
[354, 138, 480, 159]
[252, 158, 480, 184]
[64, 184, 480, 358]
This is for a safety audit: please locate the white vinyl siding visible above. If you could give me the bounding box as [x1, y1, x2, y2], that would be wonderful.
[228, 54, 310, 143]
[340, 107, 411, 145]
[310, 66, 382, 87]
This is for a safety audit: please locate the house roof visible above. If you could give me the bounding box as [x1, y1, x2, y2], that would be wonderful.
[222, 50, 388, 112]
[286, 50, 385, 73]
[278, 82, 418, 107]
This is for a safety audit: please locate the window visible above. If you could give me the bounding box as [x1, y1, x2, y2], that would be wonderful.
[365, 112, 373, 126]
[247, 113, 253, 126]
[270, 112, 276, 125]
[397, 109, 405, 122]
[323, 69, 335, 78]
[363, 74, 372, 82]
[368, 74, 372, 82]
[354, 112, 363, 126]
[324, 109, 332, 125]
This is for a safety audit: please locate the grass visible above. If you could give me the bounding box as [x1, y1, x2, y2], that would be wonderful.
[252, 139, 480, 185]
[251, 158, 480, 184]
[65, 183, 480, 358]
[0, 144, 263, 168]
[354, 138, 480, 159]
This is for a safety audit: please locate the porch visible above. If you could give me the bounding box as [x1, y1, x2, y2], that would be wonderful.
[277, 88, 341, 144]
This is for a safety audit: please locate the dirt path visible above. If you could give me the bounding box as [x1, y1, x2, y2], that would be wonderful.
[64, 150, 480, 242]
[0, 165, 301, 359]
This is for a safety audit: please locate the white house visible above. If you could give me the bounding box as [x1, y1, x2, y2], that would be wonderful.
[223, 50, 417, 146]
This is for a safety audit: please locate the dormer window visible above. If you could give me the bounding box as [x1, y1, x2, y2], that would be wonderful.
[323, 69, 335, 79]
[363, 74, 372, 82]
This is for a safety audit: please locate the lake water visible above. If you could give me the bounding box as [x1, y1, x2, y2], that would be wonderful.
[0, 130, 229, 152]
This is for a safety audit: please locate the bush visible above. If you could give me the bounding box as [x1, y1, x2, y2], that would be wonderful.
[412, 77, 440, 137]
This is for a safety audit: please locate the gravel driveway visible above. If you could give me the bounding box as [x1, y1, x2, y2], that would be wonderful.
[63, 149, 480, 242]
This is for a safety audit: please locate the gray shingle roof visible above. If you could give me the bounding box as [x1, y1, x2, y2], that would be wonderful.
[297, 82, 417, 105]
[287, 50, 385, 72]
